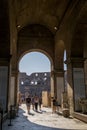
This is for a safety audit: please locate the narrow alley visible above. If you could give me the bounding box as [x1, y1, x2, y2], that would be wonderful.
[2, 104, 87, 130]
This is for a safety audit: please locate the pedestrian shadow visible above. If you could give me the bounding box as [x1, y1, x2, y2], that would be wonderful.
[40, 110, 46, 113]
[28, 112, 35, 116]
[33, 110, 43, 114]
[18, 107, 26, 114]
[16, 107, 84, 130]
[36, 111, 43, 114]
[33, 109, 47, 114]
[3, 105, 87, 130]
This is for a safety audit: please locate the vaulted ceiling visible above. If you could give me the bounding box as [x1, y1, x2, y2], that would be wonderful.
[15, 0, 70, 34]
[0, 0, 87, 62]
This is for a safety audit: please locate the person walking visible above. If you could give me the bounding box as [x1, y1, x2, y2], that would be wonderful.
[52, 97, 57, 113]
[39, 97, 42, 111]
[26, 95, 31, 114]
[31, 96, 35, 110]
[34, 96, 39, 111]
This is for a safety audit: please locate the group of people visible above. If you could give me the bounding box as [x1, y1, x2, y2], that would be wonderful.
[26, 95, 42, 114]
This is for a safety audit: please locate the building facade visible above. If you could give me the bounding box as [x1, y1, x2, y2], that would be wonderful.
[18, 72, 50, 101]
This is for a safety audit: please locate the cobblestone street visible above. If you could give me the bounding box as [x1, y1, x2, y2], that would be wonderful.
[2, 104, 87, 130]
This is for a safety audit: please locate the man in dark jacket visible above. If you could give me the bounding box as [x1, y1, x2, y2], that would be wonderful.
[26, 95, 31, 114]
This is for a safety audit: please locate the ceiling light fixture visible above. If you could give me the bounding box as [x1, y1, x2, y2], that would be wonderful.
[17, 25, 21, 28]
[54, 26, 57, 30]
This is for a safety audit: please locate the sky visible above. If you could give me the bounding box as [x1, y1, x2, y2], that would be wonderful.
[19, 52, 51, 75]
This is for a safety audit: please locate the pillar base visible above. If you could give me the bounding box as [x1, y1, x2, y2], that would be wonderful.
[62, 108, 70, 118]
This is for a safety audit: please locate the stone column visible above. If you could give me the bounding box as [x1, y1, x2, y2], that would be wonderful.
[66, 58, 86, 115]
[66, 59, 74, 116]
[50, 70, 55, 108]
[0, 57, 11, 112]
[54, 70, 64, 105]
[0, 60, 9, 112]
[50, 70, 55, 98]
[9, 0, 18, 107]
[84, 59, 87, 98]
[9, 67, 18, 107]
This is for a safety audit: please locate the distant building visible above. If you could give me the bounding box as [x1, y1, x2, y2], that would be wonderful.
[18, 72, 51, 100]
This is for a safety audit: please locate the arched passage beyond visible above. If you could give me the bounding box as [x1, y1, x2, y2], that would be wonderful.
[19, 51, 51, 75]
[17, 50, 54, 108]
[16, 24, 55, 109]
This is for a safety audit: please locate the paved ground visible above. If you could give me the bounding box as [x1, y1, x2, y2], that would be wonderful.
[2, 104, 87, 130]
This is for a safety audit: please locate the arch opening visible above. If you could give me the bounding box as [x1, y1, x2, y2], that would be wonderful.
[17, 51, 53, 109]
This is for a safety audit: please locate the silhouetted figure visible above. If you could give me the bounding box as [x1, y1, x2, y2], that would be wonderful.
[26, 95, 31, 114]
[39, 97, 42, 111]
[34, 96, 39, 111]
[31, 96, 35, 110]
[52, 97, 57, 113]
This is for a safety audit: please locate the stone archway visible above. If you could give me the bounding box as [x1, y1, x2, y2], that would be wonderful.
[17, 50, 54, 107]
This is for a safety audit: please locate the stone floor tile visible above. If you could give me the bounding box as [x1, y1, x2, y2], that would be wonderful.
[2, 104, 87, 130]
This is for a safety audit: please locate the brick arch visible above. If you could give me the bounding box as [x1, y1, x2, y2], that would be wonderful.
[17, 24, 55, 67]
[18, 24, 54, 38]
